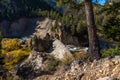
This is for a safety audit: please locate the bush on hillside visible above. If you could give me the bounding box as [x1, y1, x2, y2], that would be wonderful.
[101, 16, 120, 41]
[2, 38, 20, 52]
[1, 38, 31, 70]
[4, 49, 30, 70]
[45, 54, 60, 72]
[101, 46, 120, 58]
[47, 58, 59, 72]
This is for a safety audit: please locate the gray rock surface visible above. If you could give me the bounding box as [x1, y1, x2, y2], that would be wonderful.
[51, 39, 73, 60]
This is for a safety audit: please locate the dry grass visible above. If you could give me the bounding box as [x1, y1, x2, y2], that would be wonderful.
[73, 50, 88, 60]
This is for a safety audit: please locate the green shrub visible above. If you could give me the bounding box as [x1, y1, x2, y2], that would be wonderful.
[47, 59, 59, 72]
[101, 46, 120, 58]
[51, 25, 57, 31]
[76, 21, 87, 34]
[70, 25, 76, 35]
[101, 16, 120, 41]
[32, 35, 39, 42]
[44, 53, 60, 72]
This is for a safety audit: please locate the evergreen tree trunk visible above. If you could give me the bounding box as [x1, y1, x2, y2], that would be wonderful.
[84, 0, 100, 59]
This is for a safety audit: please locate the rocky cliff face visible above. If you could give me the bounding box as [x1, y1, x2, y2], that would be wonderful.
[33, 18, 79, 46]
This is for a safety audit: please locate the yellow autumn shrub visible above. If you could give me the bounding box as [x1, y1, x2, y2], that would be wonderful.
[1, 38, 31, 70]
[2, 38, 20, 52]
[4, 49, 31, 70]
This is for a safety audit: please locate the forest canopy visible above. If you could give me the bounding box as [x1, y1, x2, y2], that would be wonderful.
[0, 0, 54, 20]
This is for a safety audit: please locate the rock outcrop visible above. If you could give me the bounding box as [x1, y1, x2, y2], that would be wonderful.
[0, 18, 79, 46]
[33, 18, 79, 46]
[30, 37, 73, 60]
[16, 39, 73, 79]
[16, 51, 48, 79]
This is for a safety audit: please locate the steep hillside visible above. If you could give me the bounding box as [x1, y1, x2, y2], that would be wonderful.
[33, 56, 120, 80]
[0, 0, 53, 20]
[0, 1, 120, 80]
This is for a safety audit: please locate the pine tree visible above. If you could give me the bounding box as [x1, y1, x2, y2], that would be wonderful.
[55, 0, 101, 59]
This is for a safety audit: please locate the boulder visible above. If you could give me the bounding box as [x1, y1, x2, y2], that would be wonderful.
[51, 39, 73, 60]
